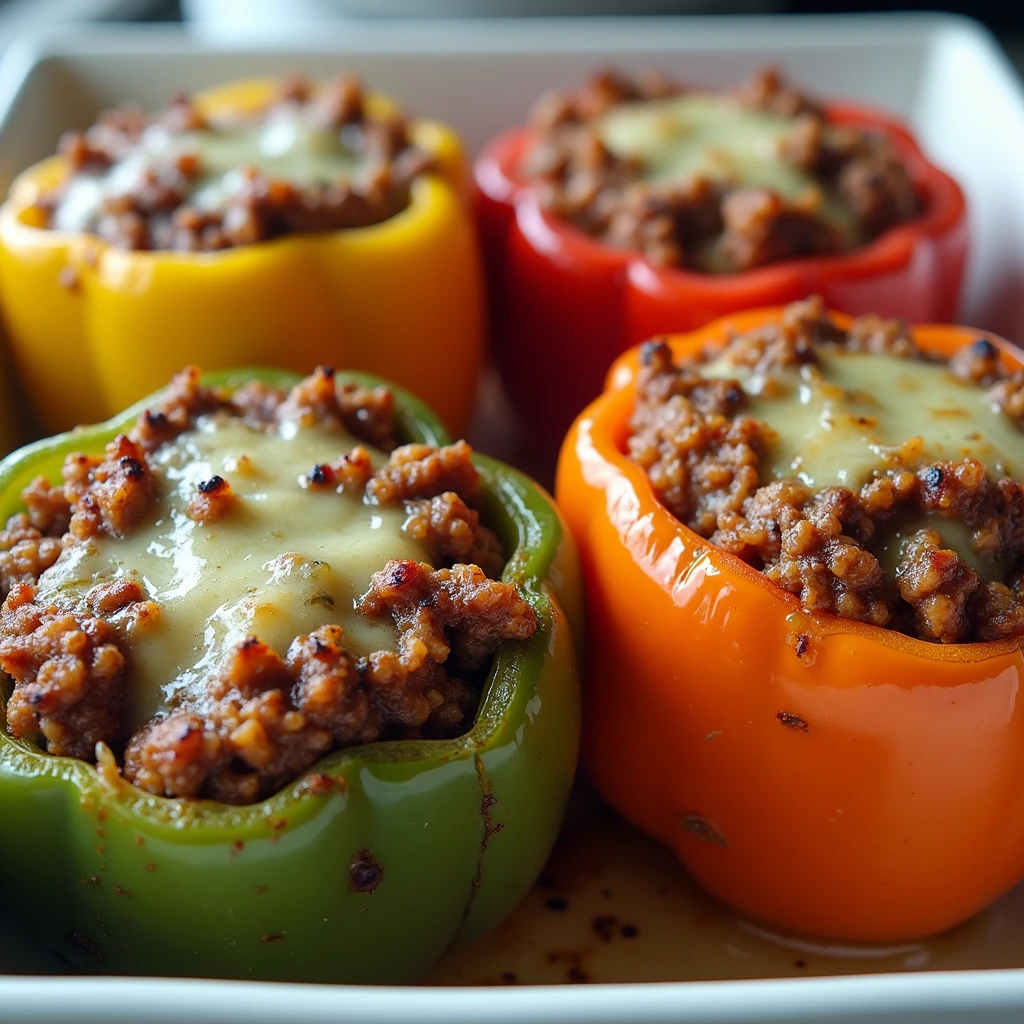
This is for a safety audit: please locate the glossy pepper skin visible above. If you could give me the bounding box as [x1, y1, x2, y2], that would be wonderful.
[0, 80, 486, 435]
[477, 105, 967, 451]
[557, 308, 1024, 942]
[0, 368, 580, 983]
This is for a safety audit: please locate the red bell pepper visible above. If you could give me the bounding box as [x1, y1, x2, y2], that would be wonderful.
[476, 103, 967, 452]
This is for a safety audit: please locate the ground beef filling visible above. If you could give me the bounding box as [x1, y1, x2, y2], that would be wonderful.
[522, 68, 919, 273]
[628, 298, 1024, 644]
[0, 368, 536, 803]
[36, 74, 432, 252]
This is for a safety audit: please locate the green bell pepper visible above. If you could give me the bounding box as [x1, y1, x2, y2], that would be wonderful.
[0, 367, 581, 983]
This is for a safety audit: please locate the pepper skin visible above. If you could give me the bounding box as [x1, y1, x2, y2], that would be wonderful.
[0, 368, 580, 983]
[556, 308, 1024, 942]
[477, 105, 967, 451]
[0, 80, 485, 435]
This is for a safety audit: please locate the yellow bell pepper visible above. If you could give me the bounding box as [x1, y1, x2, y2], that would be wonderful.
[0, 78, 485, 435]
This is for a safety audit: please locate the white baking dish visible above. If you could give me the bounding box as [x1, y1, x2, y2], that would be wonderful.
[2, 13, 1024, 1023]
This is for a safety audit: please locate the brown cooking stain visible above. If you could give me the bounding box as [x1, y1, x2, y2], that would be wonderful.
[680, 813, 729, 847]
[300, 772, 345, 797]
[348, 849, 384, 894]
[545, 949, 591, 984]
[786, 631, 815, 664]
[776, 711, 809, 732]
[459, 755, 505, 922]
[66, 932, 103, 962]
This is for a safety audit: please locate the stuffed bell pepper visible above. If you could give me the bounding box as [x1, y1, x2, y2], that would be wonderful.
[0, 365, 580, 982]
[557, 297, 1024, 942]
[0, 75, 485, 434]
[477, 67, 967, 449]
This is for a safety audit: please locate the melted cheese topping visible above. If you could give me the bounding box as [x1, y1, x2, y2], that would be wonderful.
[874, 514, 997, 582]
[598, 94, 853, 238]
[37, 417, 427, 731]
[53, 107, 363, 233]
[701, 350, 1023, 492]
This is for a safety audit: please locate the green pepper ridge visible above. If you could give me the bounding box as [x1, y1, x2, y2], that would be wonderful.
[0, 367, 581, 982]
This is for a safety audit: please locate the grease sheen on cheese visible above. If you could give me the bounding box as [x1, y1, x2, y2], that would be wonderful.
[53, 108, 364, 233]
[37, 417, 427, 731]
[701, 349, 1023, 490]
[597, 93, 852, 235]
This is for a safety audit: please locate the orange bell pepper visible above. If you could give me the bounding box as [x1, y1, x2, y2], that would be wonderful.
[0, 79, 485, 436]
[478, 104, 967, 451]
[556, 307, 1024, 942]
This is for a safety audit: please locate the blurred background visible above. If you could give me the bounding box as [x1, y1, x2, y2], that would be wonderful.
[1, 0, 1023, 77]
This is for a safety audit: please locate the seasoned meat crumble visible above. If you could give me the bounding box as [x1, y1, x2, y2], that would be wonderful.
[0, 368, 536, 803]
[35, 75, 432, 252]
[522, 68, 920, 273]
[629, 298, 1024, 644]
